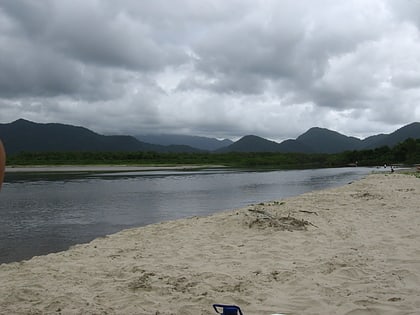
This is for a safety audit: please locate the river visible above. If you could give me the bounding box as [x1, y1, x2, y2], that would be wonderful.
[0, 167, 377, 264]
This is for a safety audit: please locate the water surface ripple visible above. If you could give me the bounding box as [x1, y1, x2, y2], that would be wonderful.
[0, 167, 375, 263]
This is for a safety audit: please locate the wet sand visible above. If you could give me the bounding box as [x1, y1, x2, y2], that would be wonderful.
[0, 173, 419, 314]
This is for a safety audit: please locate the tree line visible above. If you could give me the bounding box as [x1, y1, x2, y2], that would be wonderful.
[6, 138, 420, 169]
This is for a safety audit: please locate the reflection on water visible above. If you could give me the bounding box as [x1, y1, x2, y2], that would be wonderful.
[0, 167, 374, 264]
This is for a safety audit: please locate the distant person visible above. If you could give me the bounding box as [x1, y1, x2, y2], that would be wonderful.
[0, 140, 5, 190]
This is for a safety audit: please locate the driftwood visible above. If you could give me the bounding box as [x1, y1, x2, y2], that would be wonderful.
[299, 210, 318, 215]
[247, 209, 317, 231]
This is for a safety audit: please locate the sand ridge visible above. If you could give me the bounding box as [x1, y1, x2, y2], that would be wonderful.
[0, 173, 419, 314]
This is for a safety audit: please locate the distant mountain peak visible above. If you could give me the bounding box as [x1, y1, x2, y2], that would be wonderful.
[363, 121, 420, 149]
[218, 135, 283, 153]
[240, 134, 271, 141]
[12, 118, 35, 124]
[135, 133, 233, 151]
[306, 126, 328, 131]
[299, 126, 350, 137]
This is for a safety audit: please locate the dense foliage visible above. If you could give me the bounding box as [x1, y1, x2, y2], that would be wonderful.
[7, 138, 420, 169]
[327, 138, 420, 167]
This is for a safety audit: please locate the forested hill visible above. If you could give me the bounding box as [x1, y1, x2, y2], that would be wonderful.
[0, 119, 201, 155]
[220, 122, 420, 153]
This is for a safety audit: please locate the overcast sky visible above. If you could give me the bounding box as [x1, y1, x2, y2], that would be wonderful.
[1, 0, 420, 141]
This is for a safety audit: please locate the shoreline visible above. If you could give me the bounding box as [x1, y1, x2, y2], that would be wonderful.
[1, 173, 419, 314]
[6, 164, 415, 173]
[5, 164, 226, 173]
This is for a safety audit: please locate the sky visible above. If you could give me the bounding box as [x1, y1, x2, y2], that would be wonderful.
[1, 0, 420, 141]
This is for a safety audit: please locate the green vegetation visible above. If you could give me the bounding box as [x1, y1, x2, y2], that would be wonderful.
[327, 138, 420, 167]
[7, 138, 420, 169]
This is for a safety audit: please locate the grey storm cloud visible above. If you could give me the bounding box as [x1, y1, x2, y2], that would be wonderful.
[0, 0, 419, 140]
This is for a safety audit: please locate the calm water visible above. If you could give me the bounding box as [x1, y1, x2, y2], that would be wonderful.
[0, 167, 375, 264]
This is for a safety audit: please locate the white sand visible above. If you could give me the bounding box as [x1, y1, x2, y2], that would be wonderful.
[0, 173, 419, 315]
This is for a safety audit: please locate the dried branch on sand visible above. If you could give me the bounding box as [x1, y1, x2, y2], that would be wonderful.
[246, 209, 316, 231]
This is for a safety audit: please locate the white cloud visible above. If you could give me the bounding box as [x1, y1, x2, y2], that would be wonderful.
[0, 0, 419, 140]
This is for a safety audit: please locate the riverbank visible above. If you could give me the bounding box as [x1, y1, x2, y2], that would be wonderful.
[5, 164, 226, 173]
[1, 173, 419, 314]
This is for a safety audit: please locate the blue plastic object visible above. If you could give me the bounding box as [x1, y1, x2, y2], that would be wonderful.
[213, 304, 244, 315]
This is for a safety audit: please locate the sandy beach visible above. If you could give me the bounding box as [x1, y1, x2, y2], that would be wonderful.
[0, 172, 419, 314]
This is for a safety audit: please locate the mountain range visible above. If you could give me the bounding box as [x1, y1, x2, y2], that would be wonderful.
[0, 119, 203, 155]
[1, 119, 419, 155]
[219, 123, 420, 153]
[135, 134, 233, 151]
